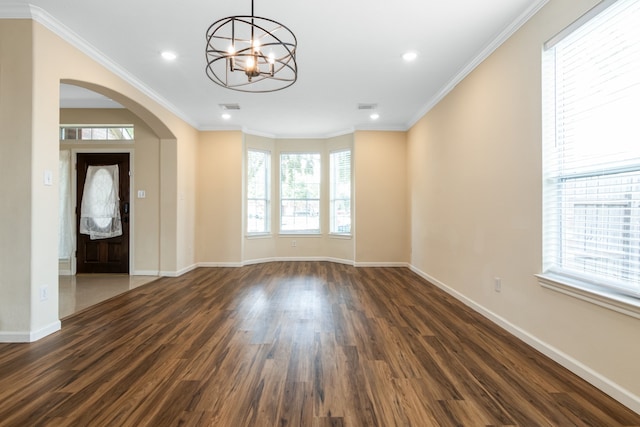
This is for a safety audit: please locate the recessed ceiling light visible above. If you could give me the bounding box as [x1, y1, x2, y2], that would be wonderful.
[161, 51, 177, 61]
[370, 113, 380, 120]
[221, 113, 231, 120]
[402, 51, 417, 62]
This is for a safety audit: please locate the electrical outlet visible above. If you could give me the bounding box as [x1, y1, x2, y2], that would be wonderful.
[494, 277, 501, 293]
[291, 240, 297, 247]
[40, 285, 49, 301]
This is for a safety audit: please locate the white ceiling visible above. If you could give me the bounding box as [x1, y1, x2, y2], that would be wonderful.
[3, 0, 547, 137]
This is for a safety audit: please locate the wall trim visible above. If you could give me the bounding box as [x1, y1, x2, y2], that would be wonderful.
[199, 257, 356, 268]
[0, 321, 61, 343]
[133, 270, 160, 276]
[184, 259, 409, 271]
[408, 264, 640, 415]
[406, 0, 550, 129]
[354, 261, 409, 268]
[160, 263, 198, 277]
[2, 4, 195, 128]
[197, 262, 245, 268]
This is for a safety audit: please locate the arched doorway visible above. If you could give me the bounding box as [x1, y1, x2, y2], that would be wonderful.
[57, 81, 176, 316]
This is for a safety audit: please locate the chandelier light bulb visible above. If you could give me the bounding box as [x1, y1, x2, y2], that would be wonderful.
[227, 45, 236, 71]
[205, 0, 298, 92]
[267, 52, 275, 75]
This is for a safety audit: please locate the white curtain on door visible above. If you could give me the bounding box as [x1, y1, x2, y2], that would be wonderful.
[79, 165, 122, 240]
[58, 150, 73, 258]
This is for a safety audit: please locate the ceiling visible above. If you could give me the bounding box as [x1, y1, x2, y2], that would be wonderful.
[3, 0, 546, 138]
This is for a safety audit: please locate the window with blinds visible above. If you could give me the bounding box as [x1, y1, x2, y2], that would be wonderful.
[280, 153, 321, 233]
[247, 149, 271, 234]
[542, 0, 640, 298]
[330, 149, 352, 234]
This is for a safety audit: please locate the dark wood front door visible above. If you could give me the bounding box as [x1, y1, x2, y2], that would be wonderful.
[76, 153, 130, 274]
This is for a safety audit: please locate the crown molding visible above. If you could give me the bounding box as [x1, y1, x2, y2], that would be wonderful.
[407, 0, 551, 129]
[0, 3, 197, 129]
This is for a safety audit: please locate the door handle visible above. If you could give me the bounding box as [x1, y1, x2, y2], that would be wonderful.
[123, 202, 129, 214]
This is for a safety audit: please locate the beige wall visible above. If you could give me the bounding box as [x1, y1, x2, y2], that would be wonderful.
[355, 131, 409, 264]
[176, 125, 199, 274]
[0, 20, 35, 335]
[59, 109, 161, 274]
[0, 19, 199, 340]
[408, 0, 640, 408]
[196, 131, 244, 264]
[3, 1, 637, 412]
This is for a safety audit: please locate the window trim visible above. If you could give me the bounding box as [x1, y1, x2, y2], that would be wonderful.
[329, 148, 352, 236]
[540, 0, 640, 315]
[544, 0, 617, 49]
[60, 124, 135, 142]
[279, 151, 322, 235]
[246, 148, 271, 236]
[536, 273, 640, 319]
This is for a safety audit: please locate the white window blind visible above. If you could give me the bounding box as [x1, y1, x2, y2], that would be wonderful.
[542, 0, 640, 298]
[280, 153, 321, 233]
[247, 149, 271, 234]
[330, 149, 352, 234]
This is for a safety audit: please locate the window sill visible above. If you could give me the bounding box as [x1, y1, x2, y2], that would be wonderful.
[536, 273, 640, 320]
[278, 232, 322, 238]
[245, 233, 272, 239]
[329, 233, 352, 239]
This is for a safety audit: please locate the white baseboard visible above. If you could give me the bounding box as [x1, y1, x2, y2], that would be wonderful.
[198, 262, 245, 268]
[199, 257, 356, 268]
[132, 270, 160, 276]
[0, 320, 61, 343]
[172, 258, 408, 273]
[240, 257, 277, 266]
[324, 257, 355, 266]
[354, 261, 409, 268]
[408, 264, 640, 415]
[159, 264, 198, 277]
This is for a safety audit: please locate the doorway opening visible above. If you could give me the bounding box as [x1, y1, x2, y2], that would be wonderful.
[76, 152, 130, 274]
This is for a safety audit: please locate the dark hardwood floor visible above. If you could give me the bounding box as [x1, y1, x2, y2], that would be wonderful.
[0, 262, 638, 426]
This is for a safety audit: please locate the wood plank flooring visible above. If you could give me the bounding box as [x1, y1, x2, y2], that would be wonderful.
[0, 262, 638, 426]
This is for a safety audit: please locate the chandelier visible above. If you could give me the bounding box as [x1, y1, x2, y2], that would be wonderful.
[205, 0, 298, 93]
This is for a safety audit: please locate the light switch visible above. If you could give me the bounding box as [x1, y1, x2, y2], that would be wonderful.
[44, 170, 53, 186]
[137, 190, 146, 199]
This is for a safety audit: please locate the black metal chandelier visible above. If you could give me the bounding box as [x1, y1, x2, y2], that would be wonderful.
[205, 0, 298, 93]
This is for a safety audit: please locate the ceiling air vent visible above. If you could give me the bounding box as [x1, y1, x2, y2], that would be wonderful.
[357, 103, 377, 111]
[219, 103, 241, 110]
